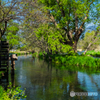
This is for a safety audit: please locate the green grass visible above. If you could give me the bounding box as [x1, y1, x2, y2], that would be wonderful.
[65, 56, 99, 67]
[85, 50, 100, 57]
[40, 52, 100, 68]
[9, 51, 31, 56]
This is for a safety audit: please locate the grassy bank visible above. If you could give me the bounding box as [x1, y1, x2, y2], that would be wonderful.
[85, 50, 100, 57]
[38, 52, 100, 68]
[9, 50, 32, 56]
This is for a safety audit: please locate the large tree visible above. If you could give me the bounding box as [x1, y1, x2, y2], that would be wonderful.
[0, 0, 28, 40]
[37, 0, 100, 52]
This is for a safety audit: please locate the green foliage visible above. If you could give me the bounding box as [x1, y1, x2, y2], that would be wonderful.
[32, 52, 37, 57]
[20, 45, 27, 51]
[7, 26, 19, 34]
[38, 52, 44, 58]
[65, 55, 99, 68]
[85, 50, 100, 57]
[42, 53, 100, 68]
[35, 23, 73, 54]
[0, 86, 10, 100]
[36, 0, 99, 53]
[9, 51, 27, 56]
[38, 0, 97, 27]
[78, 30, 100, 51]
[30, 52, 32, 54]
[0, 83, 26, 100]
[3, 21, 20, 49]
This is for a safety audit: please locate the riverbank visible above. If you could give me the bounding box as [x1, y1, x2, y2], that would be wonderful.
[85, 50, 100, 57]
[7, 55, 100, 100]
[9, 50, 32, 56]
[38, 52, 100, 68]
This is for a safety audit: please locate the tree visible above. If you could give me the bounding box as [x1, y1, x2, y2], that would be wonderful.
[18, 0, 51, 52]
[0, 0, 28, 40]
[6, 22, 20, 49]
[78, 29, 100, 51]
[1, 20, 20, 49]
[37, 0, 100, 53]
[35, 23, 73, 54]
[83, 27, 100, 54]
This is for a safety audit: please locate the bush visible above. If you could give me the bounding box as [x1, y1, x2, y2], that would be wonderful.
[32, 52, 37, 57]
[51, 55, 100, 68]
[85, 50, 100, 57]
[0, 83, 26, 100]
[38, 52, 44, 58]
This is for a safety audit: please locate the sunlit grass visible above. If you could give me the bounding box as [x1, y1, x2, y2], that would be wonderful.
[9, 51, 32, 56]
[85, 50, 100, 57]
[41, 52, 100, 67]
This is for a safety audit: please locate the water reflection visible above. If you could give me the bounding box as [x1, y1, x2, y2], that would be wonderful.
[8, 55, 100, 100]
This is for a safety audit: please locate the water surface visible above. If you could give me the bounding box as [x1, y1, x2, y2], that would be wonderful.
[9, 55, 100, 100]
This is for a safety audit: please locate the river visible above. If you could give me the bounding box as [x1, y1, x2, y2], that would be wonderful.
[8, 55, 100, 100]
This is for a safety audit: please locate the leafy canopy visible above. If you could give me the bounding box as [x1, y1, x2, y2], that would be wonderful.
[36, 0, 99, 53]
[35, 23, 74, 54]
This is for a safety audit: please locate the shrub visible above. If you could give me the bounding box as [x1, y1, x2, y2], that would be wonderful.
[32, 52, 37, 57]
[38, 52, 44, 58]
[85, 50, 100, 57]
[0, 83, 26, 100]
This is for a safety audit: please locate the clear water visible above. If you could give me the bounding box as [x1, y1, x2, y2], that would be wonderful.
[8, 55, 100, 100]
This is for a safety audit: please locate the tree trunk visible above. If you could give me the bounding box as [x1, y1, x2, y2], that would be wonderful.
[0, 0, 1, 40]
[0, 34, 1, 40]
[55, 45, 58, 54]
[73, 41, 78, 53]
[84, 43, 92, 54]
[62, 40, 78, 53]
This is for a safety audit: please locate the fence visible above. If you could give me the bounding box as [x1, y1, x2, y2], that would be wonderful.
[0, 41, 9, 77]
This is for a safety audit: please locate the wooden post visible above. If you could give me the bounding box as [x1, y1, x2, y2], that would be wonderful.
[11, 70, 15, 87]
[11, 59, 15, 75]
[11, 54, 18, 75]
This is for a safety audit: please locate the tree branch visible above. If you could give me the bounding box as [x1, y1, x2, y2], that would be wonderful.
[67, 6, 72, 41]
[84, 28, 100, 54]
[56, 0, 65, 17]
[74, 1, 94, 41]
[50, 15, 58, 27]
[1, 21, 7, 36]
[5, 2, 17, 17]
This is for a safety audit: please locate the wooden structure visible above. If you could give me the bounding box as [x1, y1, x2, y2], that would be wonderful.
[0, 41, 9, 77]
[0, 41, 9, 88]
[11, 54, 18, 75]
[0, 41, 18, 89]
